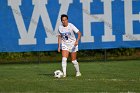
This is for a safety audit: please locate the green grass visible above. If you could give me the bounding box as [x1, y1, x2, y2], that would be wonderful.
[0, 60, 140, 93]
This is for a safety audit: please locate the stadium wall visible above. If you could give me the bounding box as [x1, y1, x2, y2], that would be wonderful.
[0, 0, 140, 52]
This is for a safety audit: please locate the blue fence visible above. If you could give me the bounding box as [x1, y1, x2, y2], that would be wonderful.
[0, 0, 140, 52]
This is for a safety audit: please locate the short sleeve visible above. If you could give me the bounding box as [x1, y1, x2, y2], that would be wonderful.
[70, 23, 79, 33]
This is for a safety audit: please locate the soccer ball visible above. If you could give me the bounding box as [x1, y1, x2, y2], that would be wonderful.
[54, 70, 63, 78]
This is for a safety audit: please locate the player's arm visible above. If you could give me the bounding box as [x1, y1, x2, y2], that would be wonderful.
[58, 35, 61, 52]
[74, 31, 81, 46]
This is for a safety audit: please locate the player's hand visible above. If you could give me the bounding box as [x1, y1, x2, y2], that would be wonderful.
[58, 47, 61, 52]
[74, 41, 78, 46]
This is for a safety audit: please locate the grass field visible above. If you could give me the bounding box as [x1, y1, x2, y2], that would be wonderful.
[0, 60, 140, 93]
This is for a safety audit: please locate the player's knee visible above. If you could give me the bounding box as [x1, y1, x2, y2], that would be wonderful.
[72, 60, 78, 65]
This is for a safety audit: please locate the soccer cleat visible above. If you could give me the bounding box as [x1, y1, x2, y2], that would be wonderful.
[63, 75, 66, 78]
[76, 72, 81, 77]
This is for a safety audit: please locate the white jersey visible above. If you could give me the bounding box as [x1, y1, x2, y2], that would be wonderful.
[58, 23, 79, 45]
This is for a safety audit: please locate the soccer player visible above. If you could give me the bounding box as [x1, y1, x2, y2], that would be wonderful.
[57, 14, 82, 77]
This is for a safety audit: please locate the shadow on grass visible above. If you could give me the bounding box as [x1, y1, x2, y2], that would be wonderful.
[38, 73, 53, 76]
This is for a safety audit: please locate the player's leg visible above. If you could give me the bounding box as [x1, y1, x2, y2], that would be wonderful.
[62, 50, 69, 77]
[71, 52, 81, 77]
